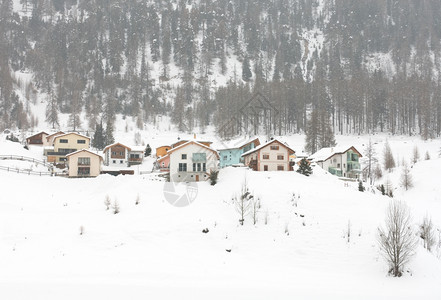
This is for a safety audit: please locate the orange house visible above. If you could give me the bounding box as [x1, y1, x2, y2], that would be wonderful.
[156, 145, 171, 158]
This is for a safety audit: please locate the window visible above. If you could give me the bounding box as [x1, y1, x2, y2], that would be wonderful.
[263, 154, 270, 159]
[193, 163, 196, 172]
[112, 160, 116, 163]
[130, 154, 140, 159]
[182, 154, 187, 159]
[59, 148, 76, 154]
[192, 153, 206, 162]
[78, 157, 90, 165]
[223, 155, 228, 160]
[277, 155, 284, 160]
[178, 163, 187, 172]
[60, 139, 68, 143]
[78, 167, 90, 175]
[277, 165, 284, 171]
[270, 145, 279, 150]
[203, 163, 206, 172]
[112, 151, 116, 155]
[120, 160, 123, 164]
[197, 163, 201, 172]
[77, 140, 86, 144]
[120, 152, 124, 156]
[337, 163, 341, 168]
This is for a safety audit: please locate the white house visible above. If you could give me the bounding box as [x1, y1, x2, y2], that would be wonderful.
[241, 138, 295, 171]
[103, 143, 144, 167]
[309, 146, 362, 179]
[160, 140, 219, 182]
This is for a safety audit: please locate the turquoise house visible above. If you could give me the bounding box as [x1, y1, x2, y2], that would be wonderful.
[218, 138, 260, 168]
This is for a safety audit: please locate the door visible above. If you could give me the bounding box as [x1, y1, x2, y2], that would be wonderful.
[195, 175, 199, 181]
[264, 165, 268, 171]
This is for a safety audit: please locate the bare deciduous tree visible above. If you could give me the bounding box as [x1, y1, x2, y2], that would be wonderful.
[234, 179, 252, 225]
[383, 140, 396, 171]
[363, 138, 378, 185]
[412, 145, 420, 164]
[378, 201, 417, 277]
[400, 163, 413, 191]
[251, 197, 260, 225]
[420, 215, 436, 252]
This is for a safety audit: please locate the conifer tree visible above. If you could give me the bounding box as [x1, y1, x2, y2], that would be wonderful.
[92, 122, 105, 150]
[296, 158, 312, 176]
[144, 144, 151, 157]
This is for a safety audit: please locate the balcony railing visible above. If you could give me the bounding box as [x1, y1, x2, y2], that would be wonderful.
[328, 167, 342, 177]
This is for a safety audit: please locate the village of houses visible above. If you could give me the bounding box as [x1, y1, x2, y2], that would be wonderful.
[19, 130, 362, 182]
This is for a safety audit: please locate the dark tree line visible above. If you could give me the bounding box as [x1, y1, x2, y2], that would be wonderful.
[0, 0, 440, 140]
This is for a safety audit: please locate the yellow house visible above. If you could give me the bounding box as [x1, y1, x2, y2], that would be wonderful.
[66, 149, 103, 177]
[47, 133, 91, 164]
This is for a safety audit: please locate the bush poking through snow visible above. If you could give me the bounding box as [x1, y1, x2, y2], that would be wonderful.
[209, 170, 219, 186]
[104, 195, 111, 210]
[79, 225, 85, 235]
[377, 201, 417, 277]
[358, 181, 365, 192]
[113, 199, 120, 214]
[419, 215, 436, 252]
[264, 209, 269, 225]
[284, 223, 290, 235]
[135, 194, 140, 205]
[425, 151, 430, 160]
[346, 220, 351, 243]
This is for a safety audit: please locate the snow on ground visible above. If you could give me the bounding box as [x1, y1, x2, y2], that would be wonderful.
[0, 133, 440, 299]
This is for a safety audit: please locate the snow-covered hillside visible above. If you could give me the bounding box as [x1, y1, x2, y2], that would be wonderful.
[0, 135, 440, 299]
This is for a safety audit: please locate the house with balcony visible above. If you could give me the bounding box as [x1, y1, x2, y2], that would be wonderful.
[241, 139, 295, 171]
[218, 138, 260, 168]
[45, 132, 91, 165]
[309, 146, 362, 179]
[158, 140, 219, 182]
[103, 142, 144, 167]
[66, 149, 103, 178]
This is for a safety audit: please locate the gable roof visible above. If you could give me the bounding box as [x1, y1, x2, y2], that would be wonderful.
[309, 146, 362, 162]
[66, 149, 103, 160]
[241, 139, 295, 157]
[171, 139, 213, 148]
[26, 131, 49, 140]
[218, 137, 261, 151]
[166, 140, 219, 159]
[46, 131, 65, 138]
[103, 142, 131, 152]
[53, 132, 91, 141]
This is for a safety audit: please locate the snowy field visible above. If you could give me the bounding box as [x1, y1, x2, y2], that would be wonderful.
[0, 132, 441, 299]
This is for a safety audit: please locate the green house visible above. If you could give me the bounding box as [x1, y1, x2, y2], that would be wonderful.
[310, 146, 362, 179]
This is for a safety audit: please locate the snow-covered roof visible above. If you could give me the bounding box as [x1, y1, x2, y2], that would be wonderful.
[54, 132, 91, 141]
[218, 138, 260, 151]
[130, 146, 145, 152]
[26, 131, 48, 139]
[166, 140, 219, 159]
[241, 139, 295, 157]
[66, 149, 103, 160]
[309, 146, 362, 162]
